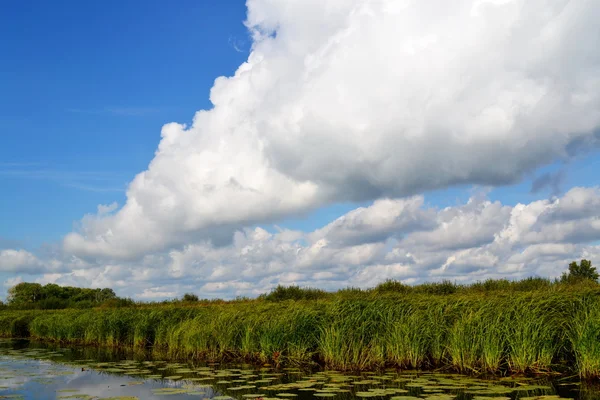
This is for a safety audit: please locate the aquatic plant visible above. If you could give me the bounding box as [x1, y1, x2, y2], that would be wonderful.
[568, 295, 600, 379]
[1, 279, 600, 377]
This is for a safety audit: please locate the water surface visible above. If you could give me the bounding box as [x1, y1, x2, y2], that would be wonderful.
[0, 339, 593, 400]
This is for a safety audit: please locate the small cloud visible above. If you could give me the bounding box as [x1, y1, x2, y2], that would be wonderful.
[97, 202, 119, 216]
[228, 35, 247, 53]
[0, 249, 44, 274]
[138, 288, 177, 299]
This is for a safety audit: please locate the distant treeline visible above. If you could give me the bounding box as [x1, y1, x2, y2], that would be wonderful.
[127, 258, 600, 303]
[1, 259, 596, 309]
[0, 282, 134, 310]
[146, 258, 600, 303]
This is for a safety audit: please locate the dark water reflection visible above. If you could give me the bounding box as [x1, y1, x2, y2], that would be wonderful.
[0, 339, 596, 400]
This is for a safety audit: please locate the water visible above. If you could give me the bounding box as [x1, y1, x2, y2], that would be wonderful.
[0, 339, 594, 400]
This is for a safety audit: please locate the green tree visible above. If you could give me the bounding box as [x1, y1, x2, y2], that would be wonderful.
[7, 282, 121, 309]
[43, 283, 63, 299]
[7, 282, 43, 305]
[99, 288, 117, 301]
[561, 259, 598, 283]
[182, 293, 199, 302]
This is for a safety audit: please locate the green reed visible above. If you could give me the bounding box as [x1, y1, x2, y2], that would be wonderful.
[2, 282, 600, 377]
[568, 295, 600, 379]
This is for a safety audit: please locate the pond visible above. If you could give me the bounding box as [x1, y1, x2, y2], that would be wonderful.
[0, 339, 593, 400]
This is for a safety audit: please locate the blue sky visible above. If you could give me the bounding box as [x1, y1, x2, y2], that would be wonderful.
[1, 0, 599, 300]
[1, 0, 249, 248]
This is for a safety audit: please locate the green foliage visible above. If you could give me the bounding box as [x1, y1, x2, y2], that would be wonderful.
[505, 297, 562, 372]
[3, 275, 600, 377]
[6, 282, 120, 310]
[261, 285, 329, 301]
[510, 276, 553, 291]
[375, 279, 461, 295]
[382, 305, 433, 368]
[374, 279, 411, 294]
[99, 298, 136, 308]
[7, 282, 43, 305]
[561, 259, 599, 283]
[469, 277, 552, 292]
[182, 293, 199, 302]
[5, 287, 596, 374]
[568, 296, 600, 379]
[414, 280, 459, 295]
[375, 277, 553, 297]
[0, 311, 36, 337]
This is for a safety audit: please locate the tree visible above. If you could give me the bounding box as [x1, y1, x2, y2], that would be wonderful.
[6, 282, 123, 309]
[7, 282, 43, 305]
[100, 288, 117, 300]
[561, 259, 598, 283]
[182, 293, 199, 302]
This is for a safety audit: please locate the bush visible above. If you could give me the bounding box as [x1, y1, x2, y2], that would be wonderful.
[99, 298, 136, 308]
[374, 279, 460, 295]
[562, 260, 599, 284]
[374, 279, 411, 294]
[511, 276, 552, 291]
[11, 315, 32, 337]
[37, 298, 68, 310]
[182, 293, 199, 302]
[263, 285, 328, 301]
[415, 280, 459, 295]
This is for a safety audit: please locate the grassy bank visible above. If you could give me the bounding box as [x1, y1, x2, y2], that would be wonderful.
[2, 281, 600, 378]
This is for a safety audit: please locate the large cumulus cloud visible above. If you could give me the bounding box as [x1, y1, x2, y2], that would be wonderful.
[60, 0, 600, 261]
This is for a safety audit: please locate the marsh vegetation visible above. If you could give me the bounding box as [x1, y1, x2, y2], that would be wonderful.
[1, 261, 600, 378]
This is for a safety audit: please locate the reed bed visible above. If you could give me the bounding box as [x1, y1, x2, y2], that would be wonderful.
[1, 284, 600, 378]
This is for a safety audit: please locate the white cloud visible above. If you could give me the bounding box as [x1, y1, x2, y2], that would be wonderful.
[5, 186, 600, 300]
[0, 249, 44, 274]
[539, 187, 600, 222]
[401, 195, 511, 251]
[97, 202, 118, 216]
[309, 197, 435, 247]
[3, 276, 23, 290]
[61, 0, 600, 261]
[518, 187, 600, 244]
[136, 288, 177, 300]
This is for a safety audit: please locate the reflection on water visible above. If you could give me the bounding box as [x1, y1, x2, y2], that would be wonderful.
[0, 339, 595, 400]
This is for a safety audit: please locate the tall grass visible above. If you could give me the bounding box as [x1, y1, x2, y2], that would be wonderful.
[383, 306, 430, 368]
[1, 280, 600, 377]
[506, 296, 563, 372]
[568, 296, 600, 379]
[318, 300, 387, 369]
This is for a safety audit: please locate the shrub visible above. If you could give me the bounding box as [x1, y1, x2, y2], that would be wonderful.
[374, 279, 411, 294]
[182, 293, 199, 302]
[263, 285, 329, 301]
[415, 280, 459, 295]
[562, 259, 599, 284]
